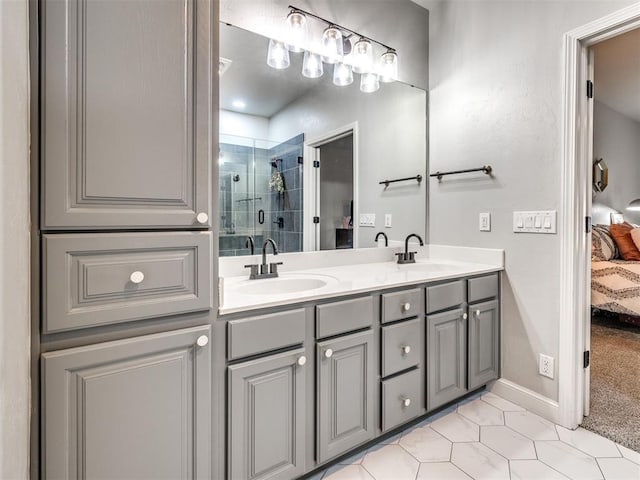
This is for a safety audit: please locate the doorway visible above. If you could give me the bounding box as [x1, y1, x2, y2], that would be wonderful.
[303, 124, 358, 251]
[582, 27, 640, 451]
[559, 2, 640, 434]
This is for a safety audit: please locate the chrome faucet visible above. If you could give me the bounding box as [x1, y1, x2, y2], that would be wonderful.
[244, 238, 283, 280]
[396, 233, 424, 264]
[375, 232, 388, 247]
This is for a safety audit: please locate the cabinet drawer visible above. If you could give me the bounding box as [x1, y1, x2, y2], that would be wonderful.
[43, 232, 211, 333]
[382, 318, 422, 377]
[426, 280, 465, 314]
[468, 274, 499, 303]
[381, 288, 422, 324]
[381, 368, 424, 431]
[227, 309, 305, 360]
[316, 296, 373, 338]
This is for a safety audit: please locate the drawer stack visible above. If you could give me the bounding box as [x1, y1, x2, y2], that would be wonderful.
[380, 288, 425, 431]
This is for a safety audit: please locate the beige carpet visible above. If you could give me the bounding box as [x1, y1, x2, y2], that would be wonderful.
[582, 315, 640, 452]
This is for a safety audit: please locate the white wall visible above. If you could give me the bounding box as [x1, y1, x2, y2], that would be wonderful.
[423, 0, 638, 403]
[219, 109, 270, 140]
[592, 101, 640, 225]
[0, 0, 31, 477]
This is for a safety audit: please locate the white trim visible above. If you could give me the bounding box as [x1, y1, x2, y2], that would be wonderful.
[559, 2, 640, 429]
[303, 122, 359, 251]
[490, 379, 561, 424]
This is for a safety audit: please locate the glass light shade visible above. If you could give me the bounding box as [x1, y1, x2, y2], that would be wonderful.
[333, 62, 353, 86]
[627, 199, 640, 211]
[379, 50, 398, 83]
[302, 51, 323, 78]
[322, 26, 343, 64]
[267, 39, 290, 69]
[352, 38, 373, 74]
[285, 11, 307, 53]
[360, 72, 380, 93]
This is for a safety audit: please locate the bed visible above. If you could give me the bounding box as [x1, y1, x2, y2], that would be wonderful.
[591, 224, 640, 326]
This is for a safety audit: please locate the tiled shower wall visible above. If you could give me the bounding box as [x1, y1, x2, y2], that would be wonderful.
[264, 134, 304, 254]
[218, 133, 304, 256]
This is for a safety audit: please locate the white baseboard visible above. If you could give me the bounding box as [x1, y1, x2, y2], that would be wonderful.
[490, 378, 563, 425]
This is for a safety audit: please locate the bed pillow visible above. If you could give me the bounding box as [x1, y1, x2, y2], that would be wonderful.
[609, 222, 640, 261]
[592, 224, 618, 261]
[630, 227, 640, 252]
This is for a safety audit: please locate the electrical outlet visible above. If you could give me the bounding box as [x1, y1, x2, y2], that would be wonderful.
[539, 354, 554, 379]
[479, 213, 491, 232]
[385, 214, 392, 228]
[359, 213, 376, 227]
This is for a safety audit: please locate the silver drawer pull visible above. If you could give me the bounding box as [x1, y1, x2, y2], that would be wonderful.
[196, 212, 209, 224]
[401, 345, 411, 355]
[324, 349, 333, 359]
[402, 302, 411, 312]
[297, 356, 307, 366]
[196, 335, 209, 347]
[463, 313, 468, 320]
[475, 310, 481, 317]
[129, 271, 145, 284]
[401, 397, 411, 407]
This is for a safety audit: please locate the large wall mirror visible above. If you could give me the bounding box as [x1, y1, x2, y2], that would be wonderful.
[219, 22, 426, 257]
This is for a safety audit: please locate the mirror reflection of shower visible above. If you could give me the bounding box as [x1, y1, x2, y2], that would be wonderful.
[218, 133, 304, 257]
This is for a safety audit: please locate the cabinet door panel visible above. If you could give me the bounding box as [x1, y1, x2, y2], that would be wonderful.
[42, 0, 212, 228]
[42, 325, 211, 479]
[427, 309, 467, 410]
[228, 349, 306, 480]
[468, 300, 500, 390]
[317, 330, 375, 463]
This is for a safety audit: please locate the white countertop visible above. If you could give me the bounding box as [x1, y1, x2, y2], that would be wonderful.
[218, 245, 504, 315]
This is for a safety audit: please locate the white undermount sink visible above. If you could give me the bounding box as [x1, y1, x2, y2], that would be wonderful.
[241, 275, 336, 296]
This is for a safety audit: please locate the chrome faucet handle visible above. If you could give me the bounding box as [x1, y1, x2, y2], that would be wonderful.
[243, 264, 259, 279]
[269, 261, 284, 276]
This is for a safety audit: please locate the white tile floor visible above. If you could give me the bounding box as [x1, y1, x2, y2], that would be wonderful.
[310, 392, 640, 480]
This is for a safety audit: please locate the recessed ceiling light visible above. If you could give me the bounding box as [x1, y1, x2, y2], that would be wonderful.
[232, 100, 246, 109]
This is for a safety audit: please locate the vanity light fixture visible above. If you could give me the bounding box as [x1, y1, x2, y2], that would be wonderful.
[266, 5, 398, 93]
[302, 51, 324, 78]
[333, 62, 353, 86]
[285, 10, 307, 52]
[627, 199, 640, 211]
[379, 50, 399, 83]
[360, 72, 380, 93]
[352, 38, 374, 74]
[267, 39, 290, 69]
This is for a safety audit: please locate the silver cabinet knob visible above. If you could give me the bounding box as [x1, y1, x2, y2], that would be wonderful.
[402, 397, 411, 407]
[196, 335, 209, 347]
[324, 348, 333, 358]
[297, 356, 307, 366]
[401, 345, 411, 355]
[129, 271, 145, 284]
[475, 310, 481, 317]
[402, 302, 411, 312]
[196, 212, 209, 224]
[463, 313, 468, 320]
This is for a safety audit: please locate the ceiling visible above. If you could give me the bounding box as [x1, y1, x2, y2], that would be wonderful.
[592, 28, 640, 123]
[220, 23, 328, 118]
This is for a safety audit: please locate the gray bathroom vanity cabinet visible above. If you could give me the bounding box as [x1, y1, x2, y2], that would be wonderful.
[36, 0, 217, 478]
[223, 272, 500, 480]
[40, 0, 213, 229]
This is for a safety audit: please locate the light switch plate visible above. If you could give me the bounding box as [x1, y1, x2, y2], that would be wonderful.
[359, 213, 376, 227]
[385, 214, 392, 228]
[513, 211, 557, 234]
[479, 213, 491, 232]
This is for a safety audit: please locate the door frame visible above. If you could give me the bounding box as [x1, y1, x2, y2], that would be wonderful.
[559, 2, 640, 429]
[303, 122, 359, 251]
